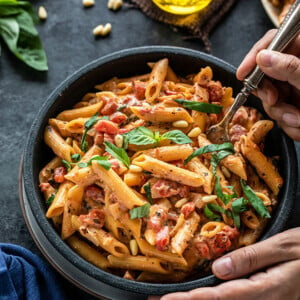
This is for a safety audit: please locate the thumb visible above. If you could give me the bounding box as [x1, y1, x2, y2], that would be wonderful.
[211, 228, 300, 280]
[257, 50, 300, 90]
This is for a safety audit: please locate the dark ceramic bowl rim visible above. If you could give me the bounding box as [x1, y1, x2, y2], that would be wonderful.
[21, 46, 298, 298]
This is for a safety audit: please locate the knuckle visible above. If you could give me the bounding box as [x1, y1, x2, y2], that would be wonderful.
[240, 246, 258, 271]
[277, 229, 300, 259]
[285, 55, 300, 75]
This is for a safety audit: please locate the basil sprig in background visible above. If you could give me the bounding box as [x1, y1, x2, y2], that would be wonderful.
[0, 0, 48, 71]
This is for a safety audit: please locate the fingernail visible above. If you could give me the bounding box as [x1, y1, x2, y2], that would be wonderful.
[213, 257, 233, 277]
[282, 113, 300, 127]
[258, 50, 278, 67]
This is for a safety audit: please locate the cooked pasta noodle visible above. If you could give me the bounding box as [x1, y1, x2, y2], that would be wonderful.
[39, 59, 282, 283]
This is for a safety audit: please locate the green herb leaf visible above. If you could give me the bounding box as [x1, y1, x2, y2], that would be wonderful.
[143, 182, 153, 204]
[0, 2, 48, 71]
[124, 127, 156, 146]
[215, 176, 237, 205]
[174, 99, 223, 114]
[129, 203, 151, 219]
[62, 159, 72, 172]
[231, 197, 248, 228]
[184, 142, 234, 164]
[46, 193, 55, 206]
[104, 141, 130, 168]
[78, 155, 111, 170]
[211, 150, 233, 176]
[71, 153, 81, 163]
[241, 180, 271, 218]
[207, 203, 226, 214]
[204, 205, 222, 221]
[80, 113, 99, 151]
[161, 130, 192, 144]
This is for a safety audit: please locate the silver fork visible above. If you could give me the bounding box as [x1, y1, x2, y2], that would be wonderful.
[206, 0, 300, 144]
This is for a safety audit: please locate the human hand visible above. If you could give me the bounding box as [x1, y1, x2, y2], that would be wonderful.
[236, 29, 300, 141]
[148, 227, 300, 300]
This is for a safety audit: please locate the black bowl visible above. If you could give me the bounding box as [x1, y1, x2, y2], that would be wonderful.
[21, 46, 298, 299]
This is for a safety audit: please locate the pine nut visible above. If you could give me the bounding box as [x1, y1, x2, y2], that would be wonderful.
[202, 195, 218, 203]
[93, 23, 112, 37]
[107, 0, 123, 10]
[83, 0, 95, 7]
[221, 166, 231, 178]
[129, 164, 143, 173]
[38, 6, 47, 21]
[188, 127, 201, 138]
[114, 134, 123, 148]
[130, 239, 138, 256]
[175, 198, 188, 208]
[172, 120, 189, 128]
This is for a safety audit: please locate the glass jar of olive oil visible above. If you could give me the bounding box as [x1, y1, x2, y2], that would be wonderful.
[152, 0, 212, 15]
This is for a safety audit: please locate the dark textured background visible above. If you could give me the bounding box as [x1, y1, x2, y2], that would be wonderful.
[0, 0, 299, 299]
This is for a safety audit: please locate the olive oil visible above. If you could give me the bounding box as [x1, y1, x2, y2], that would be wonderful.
[152, 0, 212, 15]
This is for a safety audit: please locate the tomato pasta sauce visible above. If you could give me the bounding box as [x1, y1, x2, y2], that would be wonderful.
[39, 58, 282, 283]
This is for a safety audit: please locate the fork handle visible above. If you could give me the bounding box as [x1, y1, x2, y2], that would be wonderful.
[244, 0, 300, 91]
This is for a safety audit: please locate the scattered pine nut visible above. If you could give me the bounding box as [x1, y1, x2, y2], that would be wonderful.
[172, 120, 189, 128]
[175, 198, 188, 208]
[129, 239, 138, 256]
[107, 0, 123, 10]
[114, 134, 123, 148]
[188, 126, 201, 138]
[202, 195, 218, 203]
[83, 0, 95, 7]
[38, 6, 47, 21]
[221, 166, 231, 178]
[93, 23, 112, 37]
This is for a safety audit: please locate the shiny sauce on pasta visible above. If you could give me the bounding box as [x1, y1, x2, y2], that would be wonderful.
[39, 58, 283, 283]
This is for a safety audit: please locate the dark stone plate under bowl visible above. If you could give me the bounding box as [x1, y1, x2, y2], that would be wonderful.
[20, 46, 298, 300]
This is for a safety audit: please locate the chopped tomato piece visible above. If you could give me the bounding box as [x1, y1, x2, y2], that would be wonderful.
[110, 112, 127, 125]
[94, 120, 119, 135]
[53, 166, 67, 183]
[133, 81, 146, 100]
[151, 179, 189, 199]
[194, 240, 211, 259]
[181, 202, 195, 219]
[79, 208, 105, 228]
[39, 182, 51, 192]
[207, 81, 224, 102]
[100, 100, 118, 115]
[85, 185, 104, 204]
[147, 206, 168, 232]
[156, 226, 170, 251]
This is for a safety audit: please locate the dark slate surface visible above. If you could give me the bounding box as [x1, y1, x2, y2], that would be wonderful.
[0, 0, 299, 299]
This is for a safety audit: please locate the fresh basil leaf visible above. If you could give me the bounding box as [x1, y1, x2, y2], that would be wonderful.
[161, 130, 192, 145]
[211, 150, 233, 176]
[232, 197, 248, 228]
[204, 205, 222, 221]
[104, 141, 130, 168]
[62, 159, 72, 172]
[0, 7, 48, 71]
[207, 203, 226, 214]
[46, 193, 55, 206]
[84, 113, 99, 129]
[71, 153, 81, 163]
[129, 203, 151, 219]
[184, 142, 234, 164]
[215, 176, 237, 205]
[77, 155, 111, 170]
[174, 99, 223, 114]
[77, 161, 88, 168]
[143, 182, 153, 204]
[88, 155, 111, 170]
[124, 127, 156, 146]
[241, 180, 271, 218]
[80, 113, 99, 151]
